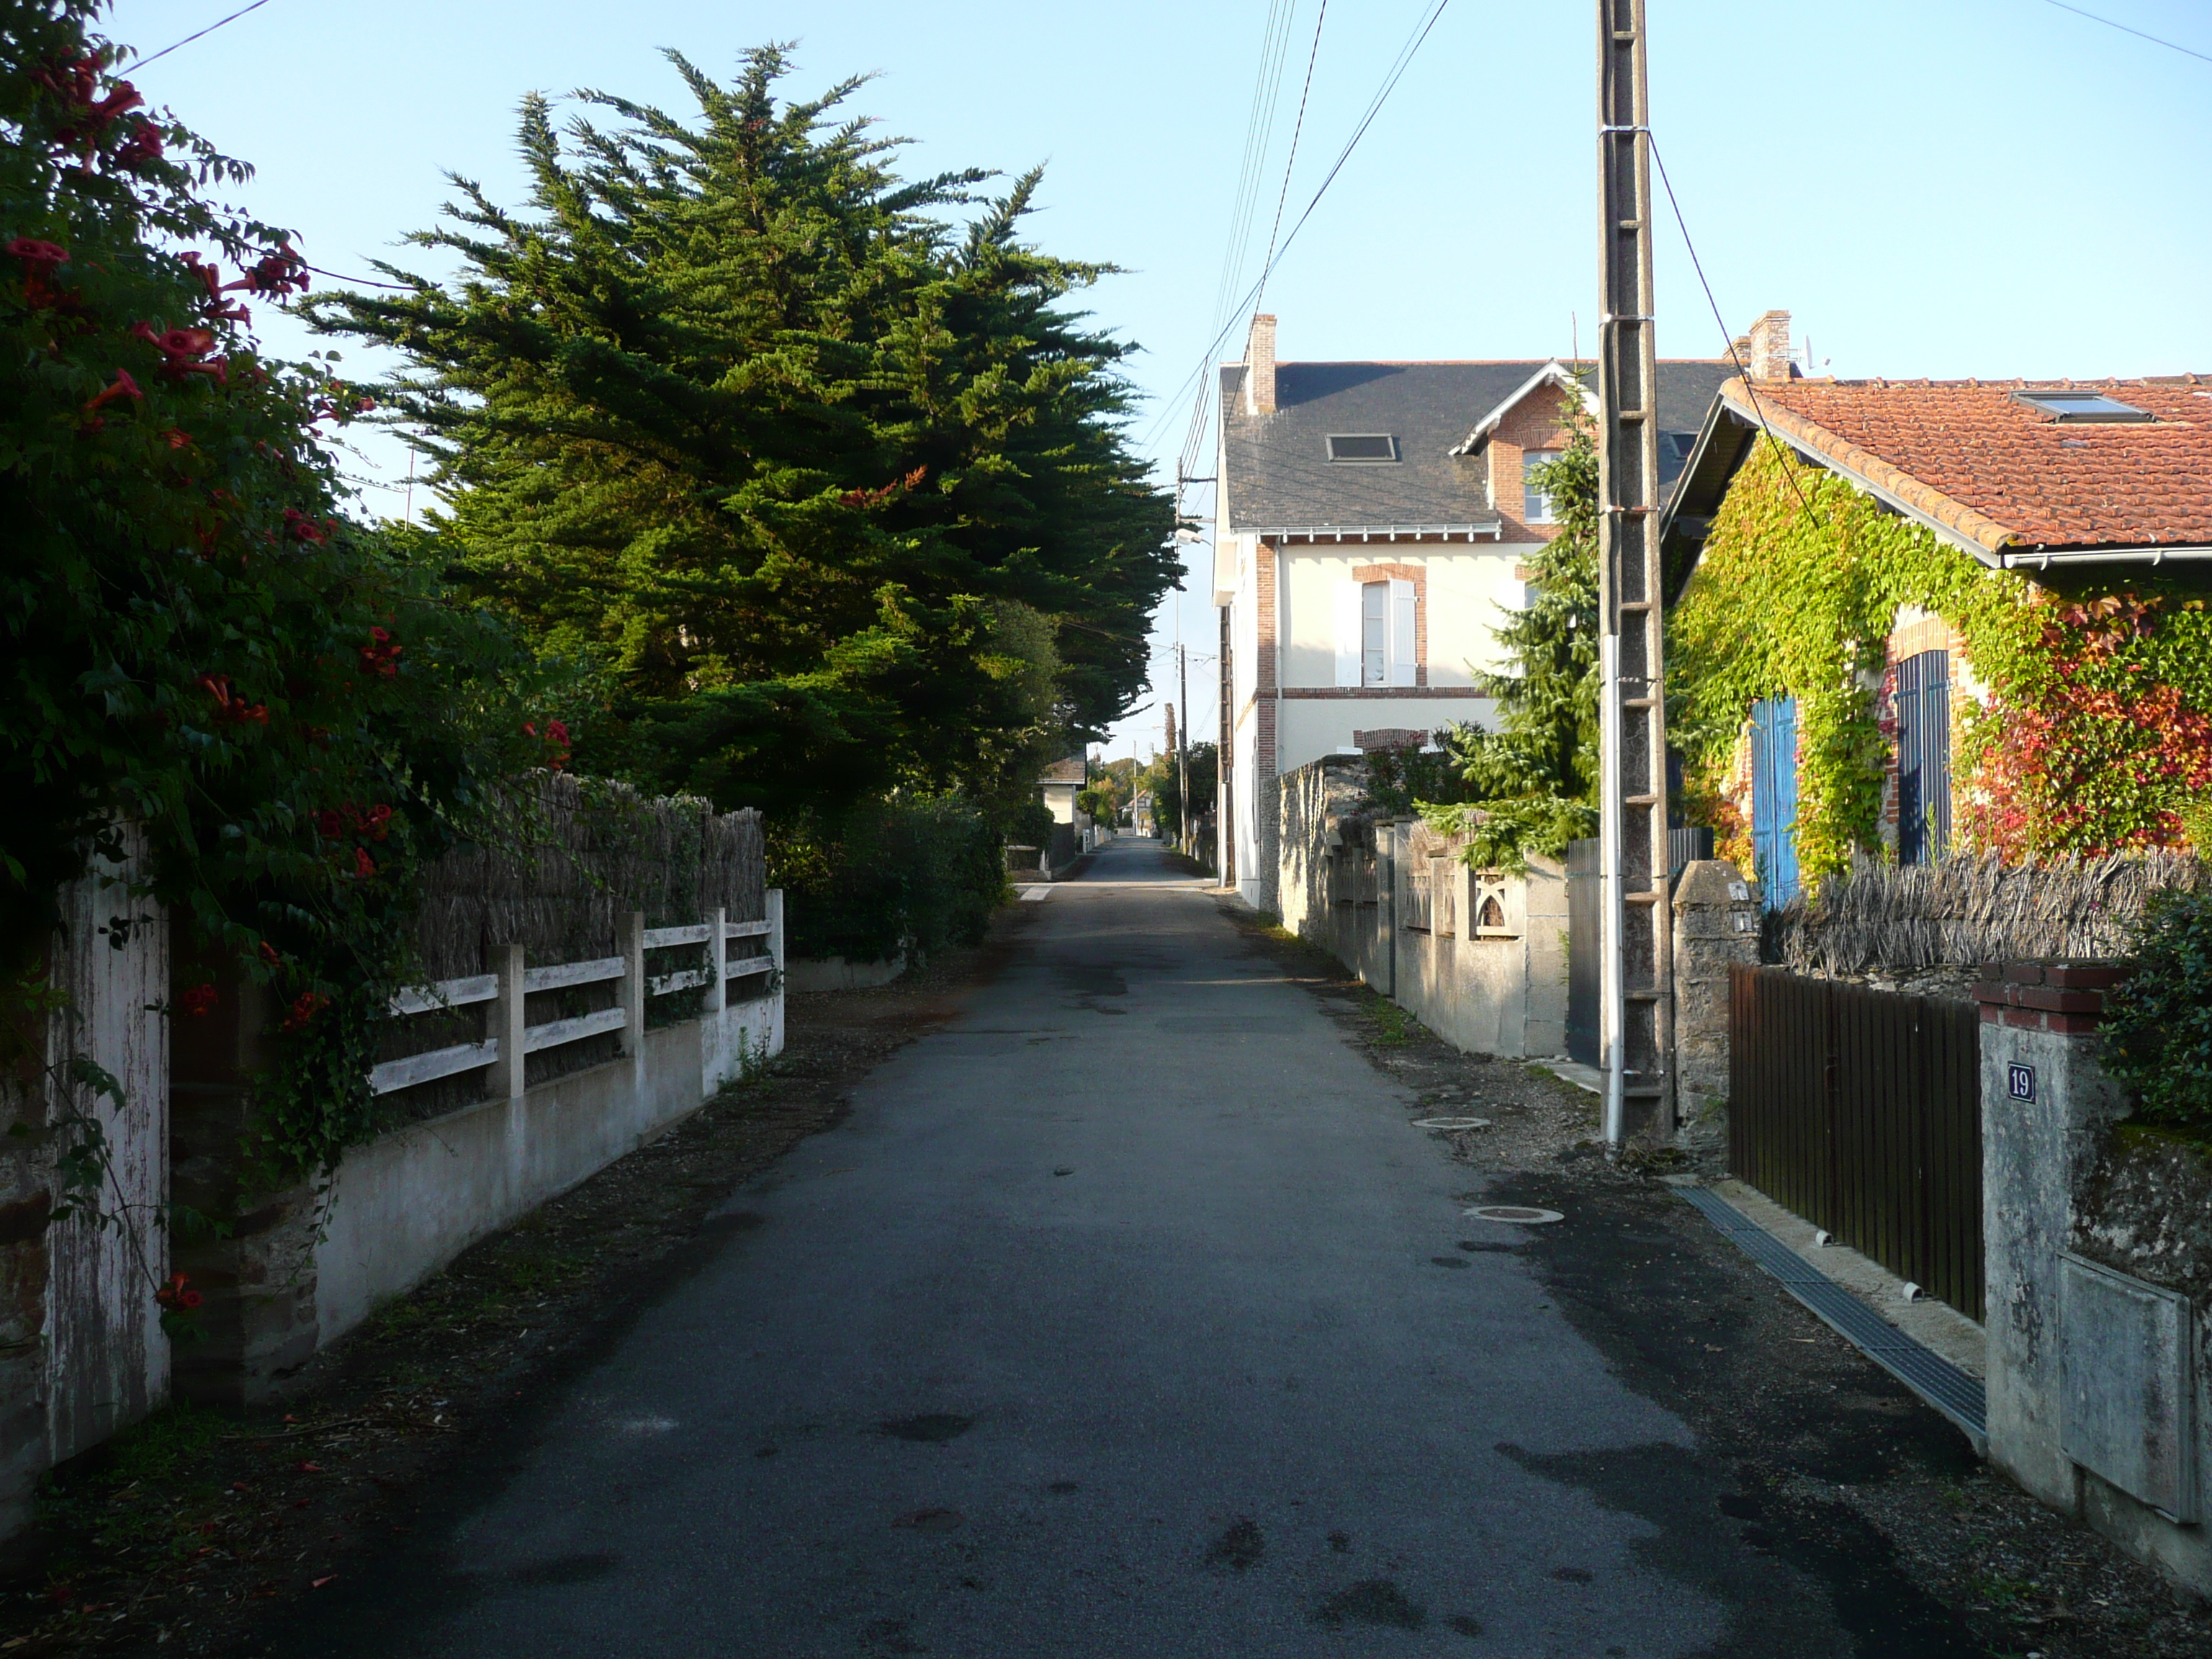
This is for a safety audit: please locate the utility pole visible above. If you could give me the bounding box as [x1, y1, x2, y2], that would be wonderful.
[1596, 0, 1673, 1146]
[1177, 644, 1192, 858]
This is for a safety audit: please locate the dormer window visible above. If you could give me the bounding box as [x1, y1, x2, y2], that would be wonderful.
[1326, 433, 1398, 462]
[2013, 390, 2153, 423]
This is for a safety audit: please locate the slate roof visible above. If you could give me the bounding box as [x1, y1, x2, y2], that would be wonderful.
[1040, 755, 1087, 784]
[1723, 377, 2212, 554]
[1219, 359, 1740, 532]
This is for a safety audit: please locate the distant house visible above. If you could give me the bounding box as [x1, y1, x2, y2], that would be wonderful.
[1211, 311, 1736, 903]
[1661, 322, 2212, 902]
[1040, 754, 1087, 827]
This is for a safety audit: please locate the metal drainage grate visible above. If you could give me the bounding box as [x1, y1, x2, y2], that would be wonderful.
[1674, 1186, 1987, 1453]
[1411, 1117, 1494, 1130]
[1464, 1205, 1563, 1224]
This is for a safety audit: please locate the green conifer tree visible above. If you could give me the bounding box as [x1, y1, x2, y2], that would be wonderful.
[309, 48, 1176, 823]
[1421, 392, 1600, 869]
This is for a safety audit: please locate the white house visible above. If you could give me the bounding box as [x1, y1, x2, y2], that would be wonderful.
[1211, 313, 1735, 904]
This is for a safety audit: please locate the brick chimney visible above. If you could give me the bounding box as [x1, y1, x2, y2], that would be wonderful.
[1746, 310, 1794, 382]
[1244, 313, 1277, 415]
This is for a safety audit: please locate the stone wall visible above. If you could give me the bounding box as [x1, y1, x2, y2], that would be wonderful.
[1977, 960, 2212, 1596]
[1671, 859, 1762, 1141]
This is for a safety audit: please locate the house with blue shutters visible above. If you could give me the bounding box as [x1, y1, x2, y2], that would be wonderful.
[1660, 325, 2212, 906]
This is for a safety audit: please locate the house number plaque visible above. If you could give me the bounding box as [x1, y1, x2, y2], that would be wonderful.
[2008, 1064, 2037, 1102]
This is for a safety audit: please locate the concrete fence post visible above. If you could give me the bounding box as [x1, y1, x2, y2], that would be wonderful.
[704, 906, 727, 1019]
[620, 911, 647, 1062]
[766, 890, 786, 1058]
[488, 942, 526, 1103]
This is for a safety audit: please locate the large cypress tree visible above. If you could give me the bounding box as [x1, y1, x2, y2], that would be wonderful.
[310, 48, 1176, 822]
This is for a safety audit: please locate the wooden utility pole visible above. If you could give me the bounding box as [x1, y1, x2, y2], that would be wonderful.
[1177, 644, 1192, 858]
[1596, 0, 1673, 1146]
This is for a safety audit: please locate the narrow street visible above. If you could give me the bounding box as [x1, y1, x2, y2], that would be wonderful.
[289, 838, 1981, 1658]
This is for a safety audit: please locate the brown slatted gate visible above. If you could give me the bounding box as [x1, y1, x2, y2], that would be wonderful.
[1728, 964, 1984, 1321]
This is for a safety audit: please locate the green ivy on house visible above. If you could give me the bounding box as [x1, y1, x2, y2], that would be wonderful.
[1671, 436, 2212, 878]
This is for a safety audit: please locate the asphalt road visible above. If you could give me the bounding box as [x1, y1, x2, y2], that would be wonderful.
[311, 837, 1920, 1657]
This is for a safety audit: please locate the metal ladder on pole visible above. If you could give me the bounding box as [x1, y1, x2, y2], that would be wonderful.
[1596, 0, 1674, 1144]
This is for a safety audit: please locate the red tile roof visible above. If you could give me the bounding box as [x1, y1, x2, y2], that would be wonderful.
[1721, 376, 2212, 554]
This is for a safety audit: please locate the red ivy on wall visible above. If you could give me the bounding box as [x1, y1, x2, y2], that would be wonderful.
[1960, 595, 2212, 858]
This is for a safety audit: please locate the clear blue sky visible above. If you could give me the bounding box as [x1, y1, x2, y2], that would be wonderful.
[108, 0, 2212, 766]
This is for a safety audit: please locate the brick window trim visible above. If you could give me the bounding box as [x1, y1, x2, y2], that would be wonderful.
[1350, 561, 1426, 688]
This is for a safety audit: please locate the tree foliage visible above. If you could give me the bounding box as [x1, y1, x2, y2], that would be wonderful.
[1418, 395, 1600, 871]
[1, 3, 545, 1181]
[308, 47, 1177, 825]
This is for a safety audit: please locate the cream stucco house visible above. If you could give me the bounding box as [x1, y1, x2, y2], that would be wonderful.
[1211, 313, 1734, 904]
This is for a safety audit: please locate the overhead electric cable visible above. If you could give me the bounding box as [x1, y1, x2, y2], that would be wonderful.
[127, 0, 275, 70]
[1646, 134, 1824, 537]
[1253, 1, 1328, 315]
[2038, 0, 2212, 66]
[1153, 0, 1455, 475]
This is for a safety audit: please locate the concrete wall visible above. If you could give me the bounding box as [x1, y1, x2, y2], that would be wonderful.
[178, 901, 786, 1407]
[1978, 961, 2212, 1596]
[786, 956, 904, 993]
[0, 829, 170, 1534]
[314, 984, 781, 1347]
[1270, 757, 1566, 1061]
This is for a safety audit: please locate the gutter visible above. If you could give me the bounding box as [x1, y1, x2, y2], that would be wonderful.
[1997, 544, 2212, 570]
[1246, 523, 1503, 542]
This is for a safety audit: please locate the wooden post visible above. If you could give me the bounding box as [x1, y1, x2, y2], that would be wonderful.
[488, 942, 526, 1102]
[620, 911, 647, 1060]
[765, 890, 786, 1058]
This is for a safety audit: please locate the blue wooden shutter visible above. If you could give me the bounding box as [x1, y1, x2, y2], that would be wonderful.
[1750, 696, 1801, 909]
[1896, 650, 1951, 865]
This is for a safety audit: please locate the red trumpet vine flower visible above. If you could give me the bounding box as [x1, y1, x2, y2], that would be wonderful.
[155, 1272, 203, 1312]
[280, 990, 330, 1033]
[282, 508, 332, 545]
[178, 984, 217, 1018]
[6, 238, 68, 270]
[357, 626, 402, 678]
[116, 117, 162, 168]
[81, 368, 142, 417]
[353, 848, 377, 879]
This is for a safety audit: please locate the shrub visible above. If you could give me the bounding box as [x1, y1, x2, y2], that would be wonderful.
[2103, 887, 2212, 1137]
[777, 799, 1006, 966]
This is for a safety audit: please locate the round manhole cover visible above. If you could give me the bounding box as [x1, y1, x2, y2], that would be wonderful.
[1411, 1116, 1493, 1131]
[1463, 1205, 1564, 1224]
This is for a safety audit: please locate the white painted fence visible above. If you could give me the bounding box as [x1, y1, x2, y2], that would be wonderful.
[313, 895, 786, 1351]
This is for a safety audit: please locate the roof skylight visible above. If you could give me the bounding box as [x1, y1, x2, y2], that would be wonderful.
[1326, 433, 1398, 462]
[2013, 390, 2154, 424]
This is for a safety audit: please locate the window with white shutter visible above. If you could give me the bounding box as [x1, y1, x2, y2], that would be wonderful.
[1388, 579, 1417, 685]
[1334, 581, 1362, 687]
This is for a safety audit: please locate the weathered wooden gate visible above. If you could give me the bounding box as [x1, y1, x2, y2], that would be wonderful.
[1729, 963, 1984, 1321]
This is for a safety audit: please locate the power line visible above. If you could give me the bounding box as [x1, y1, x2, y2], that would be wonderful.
[1153, 0, 1455, 475]
[1645, 134, 1824, 538]
[2038, 0, 2212, 66]
[1253, 0, 1328, 315]
[127, 0, 276, 71]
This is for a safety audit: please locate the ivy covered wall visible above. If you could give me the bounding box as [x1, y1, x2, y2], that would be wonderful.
[1670, 439, 2212, 881]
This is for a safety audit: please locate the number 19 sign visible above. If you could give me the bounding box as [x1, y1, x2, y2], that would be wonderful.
[2007, 1063, 2037, 1103]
